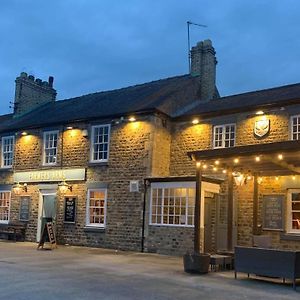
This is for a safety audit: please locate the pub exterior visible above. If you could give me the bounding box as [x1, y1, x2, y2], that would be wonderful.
[1, 39, 300, 256]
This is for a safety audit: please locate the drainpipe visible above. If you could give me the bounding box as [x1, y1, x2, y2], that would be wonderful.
[141, 179, 149, 252]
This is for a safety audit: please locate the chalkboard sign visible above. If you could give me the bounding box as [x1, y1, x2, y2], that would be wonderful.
[64, 197, 76, 223]
[37, 222, 57, 250]
[262, 194, 285, 231]
[19, 196, 30, 221]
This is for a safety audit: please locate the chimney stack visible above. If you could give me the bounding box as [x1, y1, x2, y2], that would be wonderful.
[190, 39, 218, 101]
[13, 72, 57, 117]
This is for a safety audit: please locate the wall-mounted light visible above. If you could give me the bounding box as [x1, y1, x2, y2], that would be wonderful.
[192, 118, 199, 125]
[128, 116, 136, 122]
[66, 126, 73, 130]
[256, 110, 264, 115]
[58, 180, 72, 193]
[13, 182, 27, 194]
[21, 131, 28, 136]
[81, 129, 88, 138]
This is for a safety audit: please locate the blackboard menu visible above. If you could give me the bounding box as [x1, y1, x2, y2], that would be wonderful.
[262, 194, 284, 231]
[19, 196, 30, 221]
[64, 197, 76, 223]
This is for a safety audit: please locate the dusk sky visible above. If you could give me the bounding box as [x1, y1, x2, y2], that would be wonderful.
[1, 0, 300, 115]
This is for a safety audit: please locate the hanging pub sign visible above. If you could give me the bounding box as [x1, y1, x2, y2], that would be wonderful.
[19, 196, 30, 221]
[64, 197, 76, 223]
[254, 118, 270, 138]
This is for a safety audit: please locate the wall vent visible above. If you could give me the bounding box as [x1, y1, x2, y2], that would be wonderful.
[130, 180, 139, 192]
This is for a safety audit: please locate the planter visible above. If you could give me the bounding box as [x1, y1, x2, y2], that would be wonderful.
[183, 253, 211, 274]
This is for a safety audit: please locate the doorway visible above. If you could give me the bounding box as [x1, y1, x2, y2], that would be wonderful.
[204, 192, 217, 253]
[37, 191, 57, 242]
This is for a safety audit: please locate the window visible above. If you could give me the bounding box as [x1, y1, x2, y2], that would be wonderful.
[0, 191, 11, 224]
[43, 131, 58, 165]
[150, 183, 195, 227]
[213, 124, 235, 148]
[287, 190, 300, 233]
[1, 136, 14, 168]
[90, 125, 110, 162]
[86, 189, 107, 227]
[290, 115, 300, 140]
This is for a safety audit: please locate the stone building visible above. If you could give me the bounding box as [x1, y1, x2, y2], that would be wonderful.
[1, 39, 300, 256]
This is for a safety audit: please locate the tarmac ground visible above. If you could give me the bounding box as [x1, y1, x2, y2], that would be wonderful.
[0, 241, 299, 300]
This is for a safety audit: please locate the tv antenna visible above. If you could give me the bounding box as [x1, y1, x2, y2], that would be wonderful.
[187, 21, 207, 73]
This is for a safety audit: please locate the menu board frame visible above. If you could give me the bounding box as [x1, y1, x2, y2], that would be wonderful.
[64, 196, 77, 224]
[19, 196, 30, 221]
[262, 194, 285, 231]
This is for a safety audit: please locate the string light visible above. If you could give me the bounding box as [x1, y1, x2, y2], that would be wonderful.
[292, 176, 296, 180]
[215, 160, 220, 165]
[196, 162, 201, 168]
[222, 169, 227, 174]
[255, 156, 260, 162]
[202, 164, 207, 169]
[275, 176, 279, 181]
[213, 167, 217, 172]
[234, 158, 239, 164]
[278, 154, 283, 160]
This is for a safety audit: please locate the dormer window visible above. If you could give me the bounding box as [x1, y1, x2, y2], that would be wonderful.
[43, 130, 58, 165]
[90, 125, 110, 163]
[213, 124, 236, 149]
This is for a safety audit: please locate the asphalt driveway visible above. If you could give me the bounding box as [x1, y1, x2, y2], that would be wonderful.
[0, 241, 298, 300]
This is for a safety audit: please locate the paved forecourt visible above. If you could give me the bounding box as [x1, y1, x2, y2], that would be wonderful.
[0, 242, 298, 300]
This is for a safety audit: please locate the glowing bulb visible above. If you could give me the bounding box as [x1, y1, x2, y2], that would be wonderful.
[202, 164, 207, 169]
[222, 169, 227, 174]
[278, 154, 283, 160]
[21, 131, 28, 136]
[129, 116, 136, 122]
[256, 110, 264, 115]
[234, 158, 239, 164]
[255, 156, 260, 162]
[196, 162, 201, 168]
[215, 160, 220, 165]
[292, 176, 296, 180]
[192, 118, 199, 125]
[275, 176, 279, 181]
[213, 167, 217, 172]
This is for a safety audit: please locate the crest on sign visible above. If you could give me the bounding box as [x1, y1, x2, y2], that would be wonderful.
[254, 119, 270, 138]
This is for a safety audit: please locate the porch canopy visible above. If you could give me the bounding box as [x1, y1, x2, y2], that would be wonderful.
[187, 140, 300, 253]
[188, 140, 300, 176]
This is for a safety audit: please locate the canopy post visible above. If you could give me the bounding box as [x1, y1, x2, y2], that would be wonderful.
[227, 170, 233, 251]
[194, 163, 202, 253]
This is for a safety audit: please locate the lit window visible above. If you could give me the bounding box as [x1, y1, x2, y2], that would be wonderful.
[150, 183, 195, 227]
[90, 125, 110, 162]
[213, 124, 235, 149]
[0, 191, 11, 224]
[86, 189, 107, 227]
[43, 131, 58, 165]
[1, 136, 14, 168]
[291, 115, 300, 140]
[287, 190, 300, 233]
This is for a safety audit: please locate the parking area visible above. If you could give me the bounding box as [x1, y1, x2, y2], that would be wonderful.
[0, 241, 298, 300]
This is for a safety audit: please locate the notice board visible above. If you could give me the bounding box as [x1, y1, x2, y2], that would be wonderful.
[19, 196, 30, 221]
[262, 194, 284, 231]
[64, 197, 76, 223]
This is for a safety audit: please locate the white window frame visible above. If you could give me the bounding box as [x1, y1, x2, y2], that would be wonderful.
[213, 123, 236, 149]
[1, 136, 14, 168]
[0, 191, 11, 224]
[86, 188, 107, 228]
[90, 124, 111, 163]
[290, 114, 300, 140]
[150, 182, 195, 227]
[287, 189, 300, 234]
[43, 130, 59, 166]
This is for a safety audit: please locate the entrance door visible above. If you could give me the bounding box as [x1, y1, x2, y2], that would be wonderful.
[37, 192, 56, 242]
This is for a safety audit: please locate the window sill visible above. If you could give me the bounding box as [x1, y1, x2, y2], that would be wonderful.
[0, 167, 13, 172]
[84, 226, 105, 233]
[280, 232, 300, 241]
[88, 162, 109, 167]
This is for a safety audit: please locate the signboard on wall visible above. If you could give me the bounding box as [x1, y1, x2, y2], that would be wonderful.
[262, 194, 285, 231]
[19, 196, 30, 221]
[64, 197, 76, 223]
[13, 168, 85, 183]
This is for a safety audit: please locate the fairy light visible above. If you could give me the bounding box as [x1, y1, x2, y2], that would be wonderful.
[278, 154, 283, 160]
[255, 156, 260, 162]
[234, 158, 239, 164]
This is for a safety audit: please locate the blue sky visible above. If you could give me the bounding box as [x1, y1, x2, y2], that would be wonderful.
[1, 0, 300, 114]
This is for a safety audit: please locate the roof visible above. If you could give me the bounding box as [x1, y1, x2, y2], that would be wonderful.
[0, 75, 202, 132]
[179, 82, 300, 119]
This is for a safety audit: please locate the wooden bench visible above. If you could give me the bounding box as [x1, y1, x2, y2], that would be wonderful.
[0, 223, 27, 241]
[235, 246, 300, 290]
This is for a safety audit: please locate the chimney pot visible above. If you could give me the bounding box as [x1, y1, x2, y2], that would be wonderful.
[20, 72, 27, 78]
[48, 76, 54, 88]
[35, 78, 42, 85]
[28, 75, 35, 81]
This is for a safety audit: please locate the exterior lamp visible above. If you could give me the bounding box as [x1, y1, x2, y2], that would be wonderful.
[13, 182, 27, 194]
[21, 131, 28, 136]
[66, 126, 73, 130]
[196, 162, 201, 168]
[192, 118, 199, 125]
[128, 116, 136, 122]
[58, 181, 72, 193]
[233, 172, 245, 186]
[256, 110, 264, 115]
[292, 176, 296, 180]
[278, 154, 283, 160]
